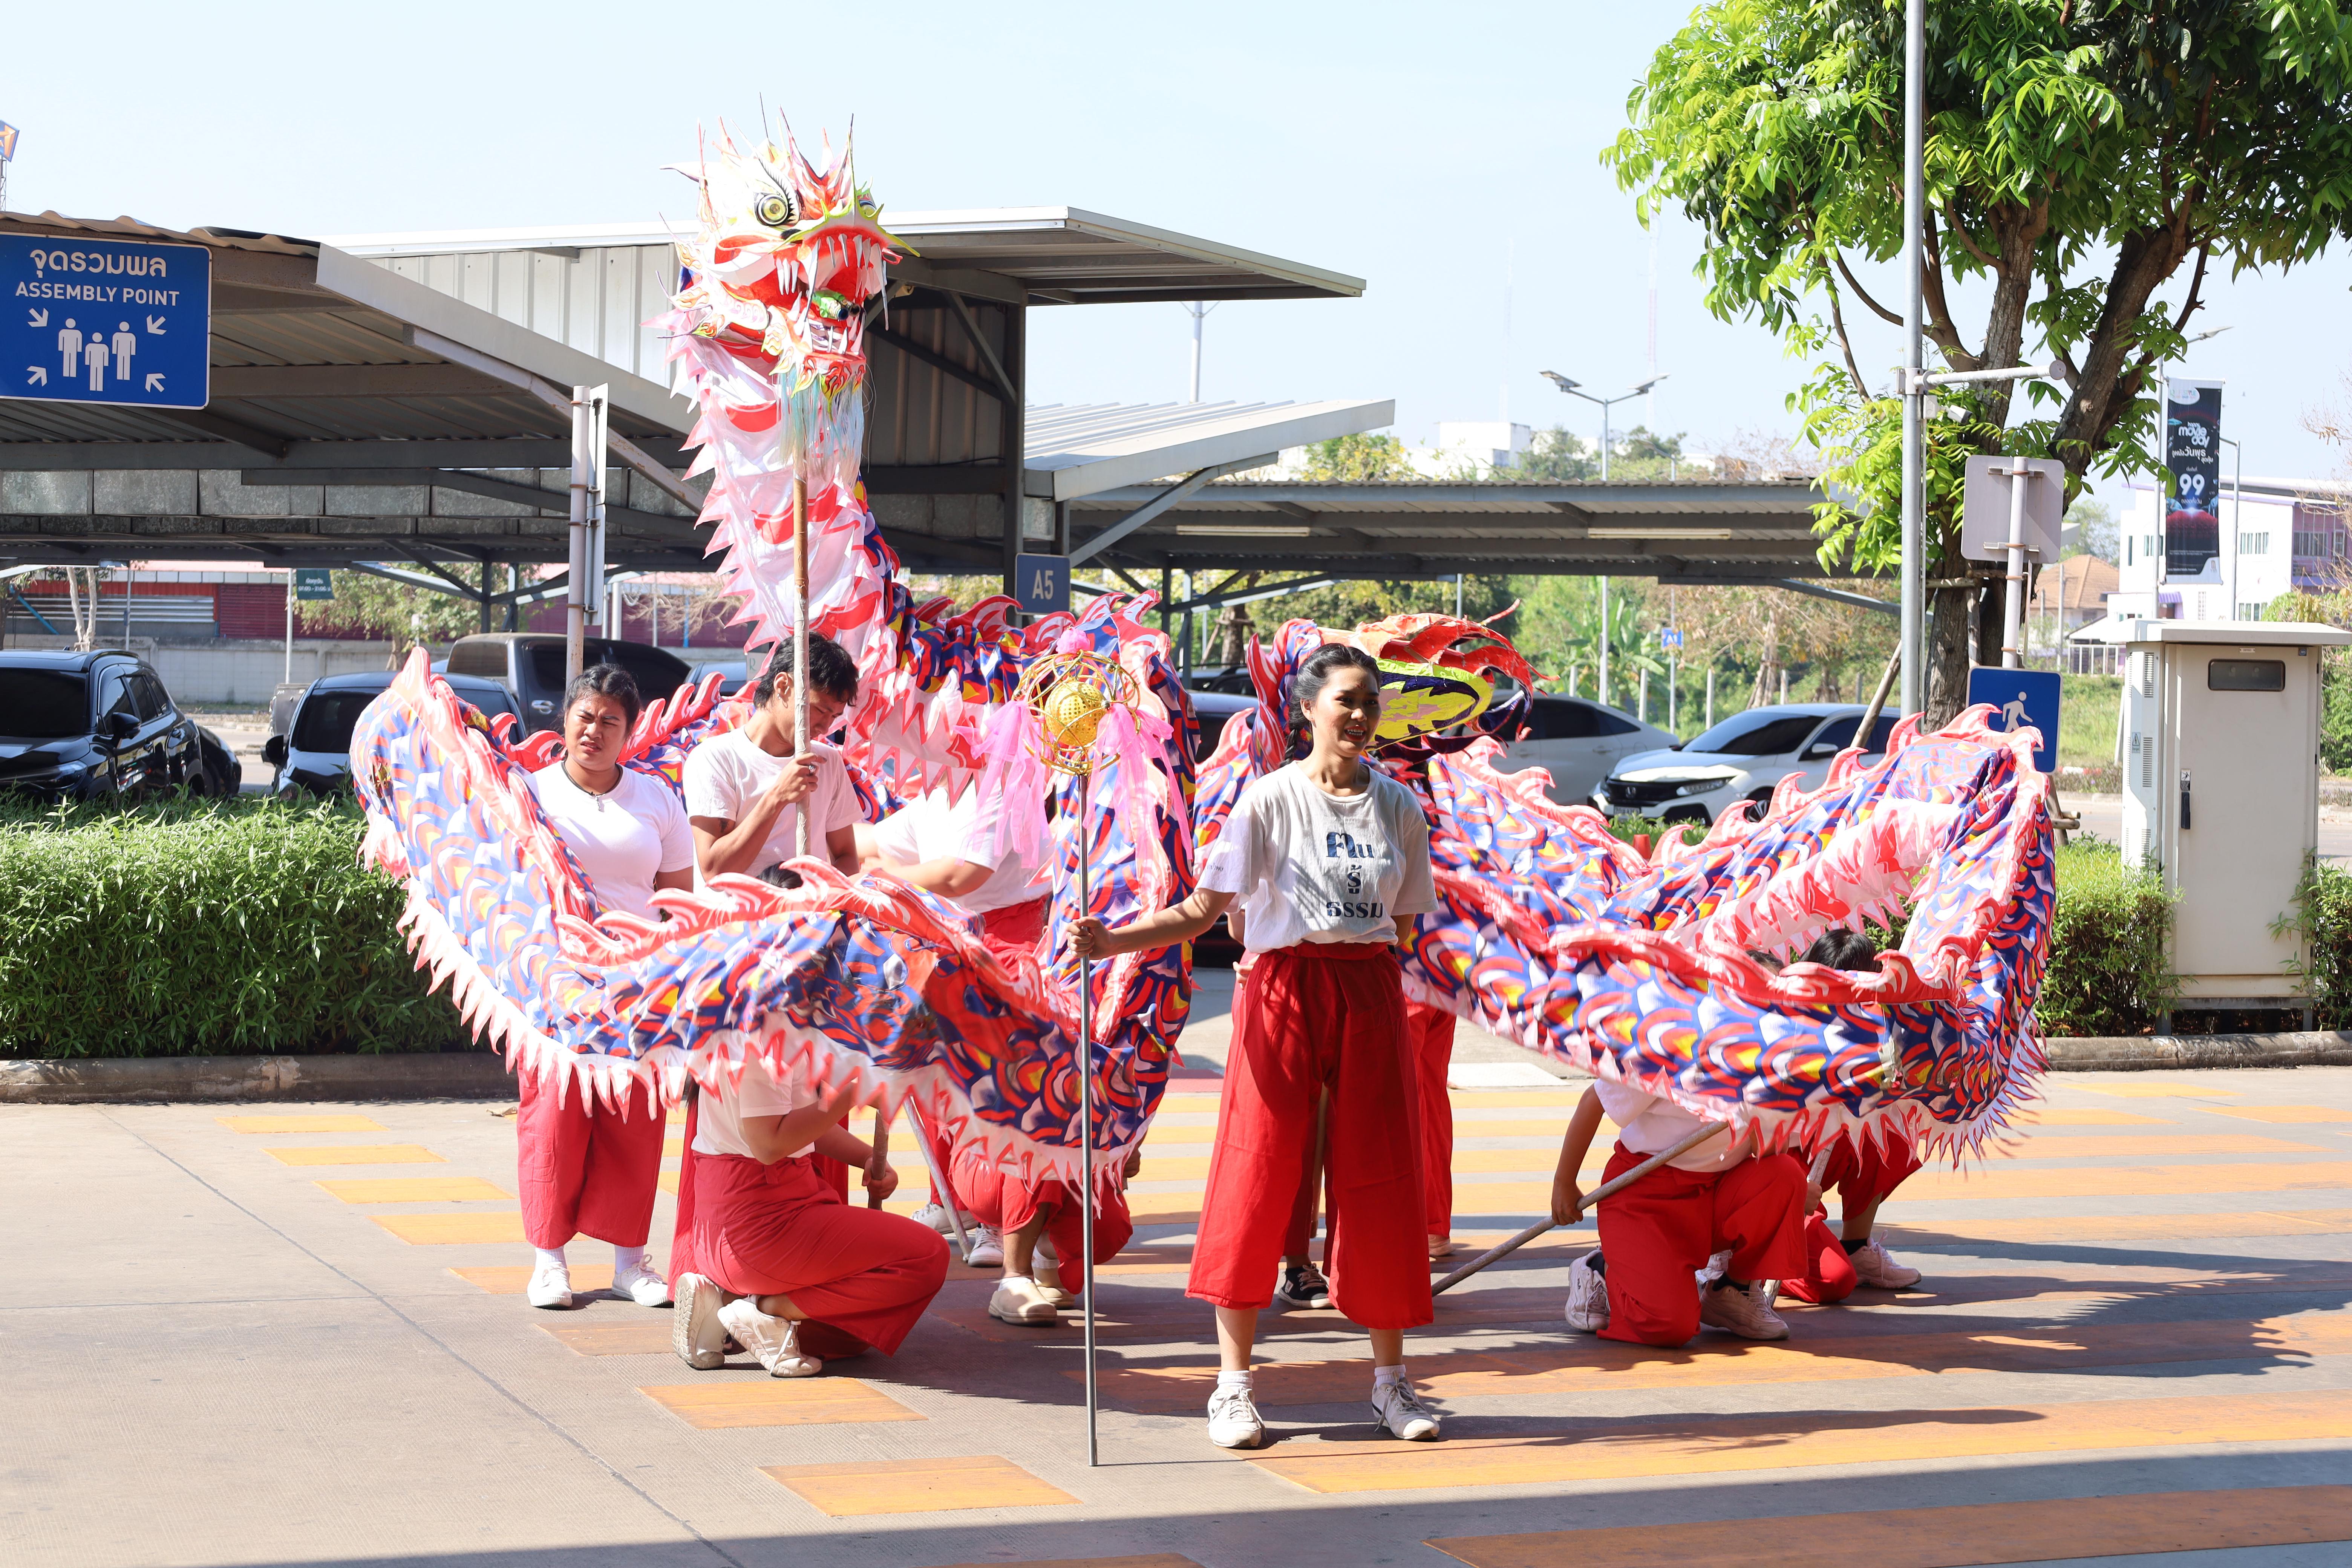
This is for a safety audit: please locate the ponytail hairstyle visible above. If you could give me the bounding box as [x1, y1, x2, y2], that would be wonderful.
[1287, 642, 1383, 760]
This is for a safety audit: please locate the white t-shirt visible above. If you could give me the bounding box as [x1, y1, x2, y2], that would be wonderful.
[1591, 1078, 1753, 1173]
[681, 729, 859, 878]
[528, 762, 695, 919]
[692, 1061, 818, 1160]
[871, 786, 1051, 914]
[1197, 763, 1436, 952]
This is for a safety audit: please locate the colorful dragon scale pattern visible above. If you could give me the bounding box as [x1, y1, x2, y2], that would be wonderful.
[349, 127, 1196, 1180]
[1197, 619, 2056, 1161]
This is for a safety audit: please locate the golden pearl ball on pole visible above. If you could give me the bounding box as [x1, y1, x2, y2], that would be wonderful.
[1042, 681, 1112, 749]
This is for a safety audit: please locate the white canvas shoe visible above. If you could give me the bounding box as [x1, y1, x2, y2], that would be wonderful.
[965, 1225, 1004, 1267]
[987, 1276, 1062, 1326]
[1371, 1380, 1442, 1441]
[911, 1202, 977, 1236]
[1206, 1383, 1266, 1450]
[717, 1297, 822, 1378]
[1032, 1256, 1078, 1308]
[1563, 1250, 1609, 1333]
[1850, 1237, 1923, 1289]
[671, 1273, 727, 1369]
[1698, 1279, 1790, 1340]
[525, 1259, 572, 1310]
[612, 1258, 671, 1308]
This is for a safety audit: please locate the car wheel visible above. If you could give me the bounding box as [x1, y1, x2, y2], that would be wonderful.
[1746, 787, 1776, 812]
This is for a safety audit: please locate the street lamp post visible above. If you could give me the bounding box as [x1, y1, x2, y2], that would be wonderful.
[1544, 369, 1668, 712]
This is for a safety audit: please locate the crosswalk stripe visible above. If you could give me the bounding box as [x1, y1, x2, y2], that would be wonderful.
[1250, 1388, 2352, 1492]
[1423, 1485, 2352, 1567]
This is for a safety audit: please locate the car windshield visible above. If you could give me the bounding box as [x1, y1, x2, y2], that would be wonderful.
[1, 670, 90, 739]
[290, 691, 384, 753]
[1683, 711, 1827, 757]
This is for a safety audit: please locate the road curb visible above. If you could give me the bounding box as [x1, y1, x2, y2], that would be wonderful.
[2044, 1032, 2352, 1071]
[0, 1052, 513, 1105]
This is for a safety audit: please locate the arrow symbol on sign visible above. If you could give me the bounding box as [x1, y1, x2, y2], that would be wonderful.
[27, 366, 47, 386]
[145, 373, 165, 392]
[146, 315, 167, 335]
[28, 308, 47, 328]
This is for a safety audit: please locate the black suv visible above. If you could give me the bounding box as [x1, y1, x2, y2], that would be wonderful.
[0, 649, 240, 801]
[263, 670, 522, 798]
[443, 633, 693, 734]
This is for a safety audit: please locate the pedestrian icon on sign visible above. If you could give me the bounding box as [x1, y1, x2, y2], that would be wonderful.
[2000, 692, 2031, 731]
[111, 323, 137, 386]
[58, 318, 82, 378]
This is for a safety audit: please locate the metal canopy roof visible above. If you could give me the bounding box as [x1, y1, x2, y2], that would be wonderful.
[325, 207, 1367, 306]
[1063, 478, 1848, 586]
[1022, 400, 1390, 501]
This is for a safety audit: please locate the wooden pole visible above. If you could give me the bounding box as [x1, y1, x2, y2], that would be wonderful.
[1430, 1121, 1727, 1296]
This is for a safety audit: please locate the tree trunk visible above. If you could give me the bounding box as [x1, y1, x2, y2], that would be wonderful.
[1924, 584, 1977, 729]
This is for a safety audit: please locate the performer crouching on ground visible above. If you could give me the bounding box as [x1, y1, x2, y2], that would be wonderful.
[520, 665, 696, 1309]
[1070, 643, 1444, 1450]
[1551, 1071, 1808, 1344]
[1779, 929, 1926, 1304]
[685, 636, 863, 884]
[670, 1061, 949, 1377]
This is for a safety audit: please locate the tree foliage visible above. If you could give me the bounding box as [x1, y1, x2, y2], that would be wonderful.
[1608, 0, 2352, 718]
[1299, 434, 1416, 482]
[297, 567, 484, 652]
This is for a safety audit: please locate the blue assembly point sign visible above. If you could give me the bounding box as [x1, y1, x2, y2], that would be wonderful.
[1967, 666, 2061, 773]
[2, 233, 210, 410]
[1015, 553, 1070, 615]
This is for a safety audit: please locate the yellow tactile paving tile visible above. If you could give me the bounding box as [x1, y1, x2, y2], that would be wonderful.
[453, 1264, 615, 1294]
[2012, 1107, 2171, 1125]
[315, 1177, 510, 1204]
[1424, 1485, 2352, 1568]
[1251, 1388, 2352, 1493]
[217, 1114, 386, 1133]
[266, 1144, 445, 1166]
[2076, 1081, 2241, 1099]
[1896, 1159, 2352, 1202]
[2208, 1105, 2352, 1123]
[1983, 1133, 2329, 1159]
[1085, 1310, 2352, 1412]
[761, 1453, 1076, 1516]
[372, 1211, 527, 1245]
[1888, 1207, 2352, 1245]
[639, 1377, 922, 1428]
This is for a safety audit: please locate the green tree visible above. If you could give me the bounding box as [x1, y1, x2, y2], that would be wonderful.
[1299, 433, 1415, 482]
[298, 567, 482, 654]
[1499, 427, 1597, 482]
[2063, 497, 2119, 564]
[1608, 2, 2352, 723]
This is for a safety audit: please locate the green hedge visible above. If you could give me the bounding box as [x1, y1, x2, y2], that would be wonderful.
[0, 795, 469, 1058]
[2036, 838, 2176, 1037]
[2279, 856, 2352, 1031]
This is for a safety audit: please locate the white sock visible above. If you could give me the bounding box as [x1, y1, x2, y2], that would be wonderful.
[612, 1245, 646, 1275]
[1373, 1363, 1407, 1390]
[1000, 1273, 1033, 1287]
[534, 1247, 567, 1271]
[1216, 1368, 1254, 1392]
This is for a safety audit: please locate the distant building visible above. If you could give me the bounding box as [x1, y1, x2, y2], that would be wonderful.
[2109, 476, 2348, 623]
[1406, 421, 1533, 478]
[2030, 553, 2119, 637]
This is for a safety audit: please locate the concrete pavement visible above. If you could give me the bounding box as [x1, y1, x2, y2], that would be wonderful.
[9, 1063, 2352, 1567]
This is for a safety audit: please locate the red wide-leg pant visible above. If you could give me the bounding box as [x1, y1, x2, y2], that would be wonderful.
[922, 897, 1050, 1211]
[1409, 1003, 1457, 1237]
[953, 1154, 1135, 1266]
[1189, 942, 1430, 1331]
[678, 1147, 948, 1358]
[1779, 1135, 1924, 1304]
[516, 1068, 665, 1250]
[1594, 1143, 1808, 1347]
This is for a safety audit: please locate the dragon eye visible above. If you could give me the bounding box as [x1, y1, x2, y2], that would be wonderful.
[755, 193, 794, 229]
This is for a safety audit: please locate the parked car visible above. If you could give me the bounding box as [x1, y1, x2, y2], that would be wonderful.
[688, 658, 750, 697]
[0, 649, 238, 801]
[1595, 703, 1897, 826]
[1490, 694, 1680, 807]
[442, 633, 693, 734]
[1184, 666, 1257, 697]
[1188, 690, 1260, 763]
[263, 671, 522, 797]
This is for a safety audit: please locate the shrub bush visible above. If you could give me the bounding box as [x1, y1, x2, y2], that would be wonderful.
[0, 795, 469, 1058]
[2277, 855, 2352, 1031]
[2037, 837, 2176, 1037]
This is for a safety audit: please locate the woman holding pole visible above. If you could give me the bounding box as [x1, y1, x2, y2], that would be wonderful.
[1069, 643, 1443, 1451]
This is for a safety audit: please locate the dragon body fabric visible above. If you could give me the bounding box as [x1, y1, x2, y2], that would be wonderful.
[1197, 618, 2056, 1162]
[351, 129, 1194, 1184]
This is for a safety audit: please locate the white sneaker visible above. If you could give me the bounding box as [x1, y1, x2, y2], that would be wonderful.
[1206, 1383, 1265, 1449]
[911, 1202, 977, 1236]
[988, 1276, 1061, 1326]
[525, 1259, 572, 1309]
[717, 1297, 822, 1378]
[612, 1257, 671, 1308]
[1564, 1250, 1609, 1333]
[965, 1224, 1004, 1267]
[1371, 1380, 1442, 1441]
[671, 1273, 727, 1369]
[1698, 1279, 1790, 1340]
[1850, 1237, 1923, 1289]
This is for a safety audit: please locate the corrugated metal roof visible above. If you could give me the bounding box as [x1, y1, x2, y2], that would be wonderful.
[1024, 400, 1392, 500]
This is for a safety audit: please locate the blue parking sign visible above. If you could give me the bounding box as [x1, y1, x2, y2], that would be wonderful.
[1015, 553, 1069, 615]
[1966, 666, 2061, 773]
[2, 233, 211, 410]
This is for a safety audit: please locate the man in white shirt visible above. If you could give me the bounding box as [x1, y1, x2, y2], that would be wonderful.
[684, 636, 864, 882]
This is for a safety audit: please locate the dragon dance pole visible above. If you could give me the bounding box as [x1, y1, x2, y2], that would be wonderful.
[1078, 769, 1099, 1468]
[1431, 1121, 1726, 1296]
[791, 469, 812, 859]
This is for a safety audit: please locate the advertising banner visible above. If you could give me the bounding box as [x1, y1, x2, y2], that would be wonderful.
[2163, 379, 2224, 580]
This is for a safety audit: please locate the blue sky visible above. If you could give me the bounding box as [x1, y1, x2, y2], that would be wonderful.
[6, 0, 2347, 510]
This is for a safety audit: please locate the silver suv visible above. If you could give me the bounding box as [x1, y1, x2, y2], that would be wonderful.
[1595, 703, 1895, 825]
